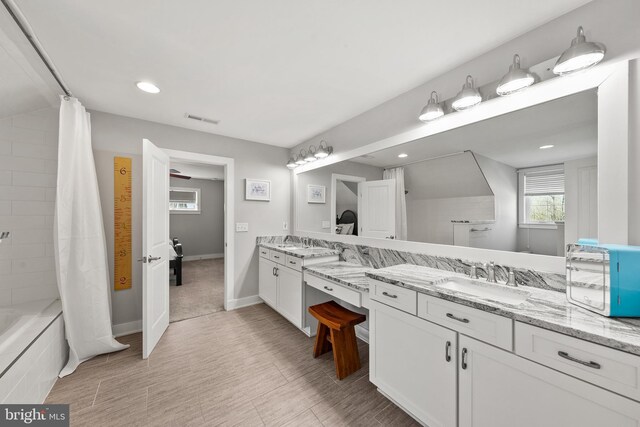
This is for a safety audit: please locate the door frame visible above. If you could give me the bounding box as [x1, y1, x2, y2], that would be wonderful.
[163, 148, 235, 310]
[330, 173, 366, 234]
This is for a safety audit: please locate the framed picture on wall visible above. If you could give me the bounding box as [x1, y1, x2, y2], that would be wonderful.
[307, 184, 326, 204]
[245, 179, 271, 201]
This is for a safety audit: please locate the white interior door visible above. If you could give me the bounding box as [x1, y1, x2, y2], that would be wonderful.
[359, 179, 396, 239]
[142, 139, 170, 359]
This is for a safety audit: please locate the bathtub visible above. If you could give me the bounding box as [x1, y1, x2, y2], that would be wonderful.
[0, 299, 66, 403]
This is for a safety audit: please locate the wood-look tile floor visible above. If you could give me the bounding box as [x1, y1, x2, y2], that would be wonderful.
[170, 258, 225, 323]
[45, 303, 420, 427]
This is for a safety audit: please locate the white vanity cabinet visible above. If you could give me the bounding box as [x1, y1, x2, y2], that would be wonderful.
[370, 286, 640, 427]
[258, 247, 338, 330]
[458, 335, 640, 427]
[370, 300, 457, 427]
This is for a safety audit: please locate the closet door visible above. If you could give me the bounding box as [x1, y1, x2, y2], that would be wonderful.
[359, 179, 395, 239]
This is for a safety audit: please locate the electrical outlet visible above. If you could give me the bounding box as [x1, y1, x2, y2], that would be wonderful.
[283, 221, 288, 230]
[235, 223, 249, 232]
[321, 221, 331, 229]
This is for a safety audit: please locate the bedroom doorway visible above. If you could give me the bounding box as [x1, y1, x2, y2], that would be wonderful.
[331, 174, 365, 235]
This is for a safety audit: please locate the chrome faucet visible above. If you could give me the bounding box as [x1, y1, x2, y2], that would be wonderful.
[506, 268, 518, 287]
[484, 262, 497, 283]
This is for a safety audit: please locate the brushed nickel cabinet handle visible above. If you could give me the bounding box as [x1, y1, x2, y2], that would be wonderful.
[557, 351, 601, 369]
[445, 341, 452, 362]
[324, 286, 333, 292]
[382, 291, 398, 299]
[446, 313, 470, 323]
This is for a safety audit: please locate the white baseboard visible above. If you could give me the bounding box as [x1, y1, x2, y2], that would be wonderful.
[112, 320, 142, 337]
[226, 295, 263, 310]
[355, 325, 369, 344]
[182, 253, 224, 261]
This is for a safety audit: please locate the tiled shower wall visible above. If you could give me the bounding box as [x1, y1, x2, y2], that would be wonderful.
[0, 108, 59, 306]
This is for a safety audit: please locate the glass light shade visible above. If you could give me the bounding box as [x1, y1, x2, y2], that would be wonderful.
[286, 158, 297, 169]
[304, 149, 317, 162]
[553, 26, 605, 76]
[295, 154, 307, 165]
[419, 91, 444, 121]
[452, 75, 482, 111]
[314, 141, 332, 158]
[496, 54, 535, 96]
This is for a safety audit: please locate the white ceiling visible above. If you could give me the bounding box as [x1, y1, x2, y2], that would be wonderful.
[12, 0, 591, 147]
[350, 89, 597, 169]
[0, 6, 58, 118]
[170, 161, 224, 181]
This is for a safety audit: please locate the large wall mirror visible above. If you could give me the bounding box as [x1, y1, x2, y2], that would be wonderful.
[295, 88, 598, 256]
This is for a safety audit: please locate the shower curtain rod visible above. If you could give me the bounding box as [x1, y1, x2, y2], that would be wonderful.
[2, 0, 73, 97]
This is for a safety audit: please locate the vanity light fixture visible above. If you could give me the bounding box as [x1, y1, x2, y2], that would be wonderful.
[539, 145, 554, 150]
[418, 91, 444, 121]
[452, 75, 482, 111]
[553, 26, 606, 76]
[136, 81, 160, 94]
[314, 140, 333, 159]
[295, 152, 307, 165]
[398, 153, 408, 158]
[304, 147, 317, 162]
[286, 158, 298, 169]
[496, 54, 535, 96]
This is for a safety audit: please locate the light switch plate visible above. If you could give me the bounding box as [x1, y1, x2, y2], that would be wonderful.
[321, 221, 331, 229]
[236, 223, 249, 232]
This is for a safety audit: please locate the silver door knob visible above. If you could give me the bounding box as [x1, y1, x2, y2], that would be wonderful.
[137, 257, 147, 263]
[148, 256, 162, 262]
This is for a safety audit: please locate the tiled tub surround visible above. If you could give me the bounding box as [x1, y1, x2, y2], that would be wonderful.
[0, 299, 66, 403]
[257, 235, 566, 292]
[368, 264, 640, 356]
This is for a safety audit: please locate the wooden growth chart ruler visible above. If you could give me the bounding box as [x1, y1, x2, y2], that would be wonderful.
[114, 157, 132, 290]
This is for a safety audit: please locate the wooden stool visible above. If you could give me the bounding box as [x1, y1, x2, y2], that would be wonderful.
[308, 301, 366, 380]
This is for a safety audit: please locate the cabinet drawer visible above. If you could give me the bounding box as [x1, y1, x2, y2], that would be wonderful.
[269, 250, 285, 265]
[305, 273, 361, 307]
[418, 294, 513, 351]
[285, 255, 302, 271]
[515, 322, 640, 401]
[259, 247, 270, 259]
[370, 279, 417, 315]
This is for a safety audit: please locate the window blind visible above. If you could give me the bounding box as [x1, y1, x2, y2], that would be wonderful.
[523, 169, 565, 195]
[170, 190, 197, 203]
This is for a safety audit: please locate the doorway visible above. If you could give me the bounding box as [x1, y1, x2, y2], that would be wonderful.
[168, 160, 226, 322]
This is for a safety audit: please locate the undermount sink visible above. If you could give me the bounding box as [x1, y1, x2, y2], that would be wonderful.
[277, 244, 303, 249]
[435, 277, 530, 306]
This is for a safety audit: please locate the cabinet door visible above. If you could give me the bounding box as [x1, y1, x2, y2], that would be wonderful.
[458, 335, 640, 427]
[276, 266, 303, 328]
[370, 300, 457, 427]
[259, 257, 277, 308]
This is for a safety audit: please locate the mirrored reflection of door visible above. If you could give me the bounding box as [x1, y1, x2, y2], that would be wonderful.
[359, 179, 395, 239]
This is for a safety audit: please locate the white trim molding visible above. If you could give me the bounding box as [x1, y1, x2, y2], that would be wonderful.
[226, 295, 263, 310]
[112, 319, 142, 337]
[182, 253, 224, 261]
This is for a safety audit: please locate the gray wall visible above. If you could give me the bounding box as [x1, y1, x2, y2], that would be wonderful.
[169, 177, 224, 258]
[296, 161, 383, 233]
[91, 111, 290, 327]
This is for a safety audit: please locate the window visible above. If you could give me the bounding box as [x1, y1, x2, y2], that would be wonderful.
[518, 166, 565, 226]
[169, 187, 200, 214]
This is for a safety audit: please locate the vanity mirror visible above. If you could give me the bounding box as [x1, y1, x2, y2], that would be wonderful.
[295, 88, 598, 256]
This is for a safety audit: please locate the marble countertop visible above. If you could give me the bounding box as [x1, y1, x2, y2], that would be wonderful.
[367, 264, 640, 356]
[303, 262, 373, 292]
[258, 242, 340, 259]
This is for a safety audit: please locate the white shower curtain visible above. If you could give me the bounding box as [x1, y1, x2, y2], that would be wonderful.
[383, 167, 408, 240]
[54, 96, 128, 377]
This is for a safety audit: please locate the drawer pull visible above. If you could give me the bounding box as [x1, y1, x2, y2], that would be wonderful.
[289, 260, 297, 265]
[461, 348, 468, 369]
[445, 341, 452, 362]
[446, 313, 470, 323]
[382, 291, 398, 299]
[557, 351, 601, 369]
[324, 286, 333, 292]
[273, 255, 280, 259]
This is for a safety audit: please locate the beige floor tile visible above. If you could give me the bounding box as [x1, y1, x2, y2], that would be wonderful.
[374, 402, 422, 426]
[279, 409, 323, 427]
[200, 398, 265, 426]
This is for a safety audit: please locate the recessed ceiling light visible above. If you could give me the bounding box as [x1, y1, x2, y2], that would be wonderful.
[398, 153, 408, 158]
[136, 81, 160, 94]
[539, 145, 554, 150]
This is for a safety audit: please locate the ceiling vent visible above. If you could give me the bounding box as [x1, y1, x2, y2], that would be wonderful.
[185, 114, 219, 125]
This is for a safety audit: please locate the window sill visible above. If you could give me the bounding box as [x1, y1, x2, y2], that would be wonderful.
[519, 223, 561, 230]
[170, 210, 201, 215]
